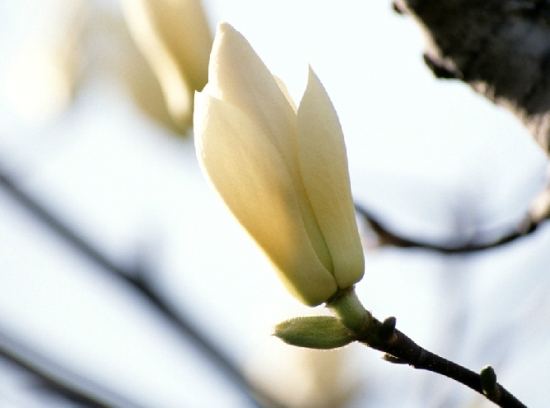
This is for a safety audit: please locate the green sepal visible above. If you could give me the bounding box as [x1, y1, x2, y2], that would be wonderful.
[274, 316, 356, 349]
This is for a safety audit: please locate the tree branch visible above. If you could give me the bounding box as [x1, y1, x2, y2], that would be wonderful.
[355, 204, 545, 253]
[393, 0, 550, 228]
[394, 0, 550, 153]
[0, 165, 281, 408]
[0, 326, 141, 408]
[359, 315, 526, 408]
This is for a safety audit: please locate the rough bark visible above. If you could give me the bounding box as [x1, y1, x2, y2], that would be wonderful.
[395, 0, 550, 221]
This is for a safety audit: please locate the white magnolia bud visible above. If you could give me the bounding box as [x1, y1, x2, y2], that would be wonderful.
[121, 0, 212, 128]
[194, 23, 364, 306]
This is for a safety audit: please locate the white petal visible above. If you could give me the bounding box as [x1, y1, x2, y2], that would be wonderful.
[121, 0, 212, 126]
[207, 23, 333, 274]
[194, 92, 338, 305]
[209, 23, 299, 174]
[297, 67, 364, 289]
[273, 75, 297, 112]
[122, 0, 211, 92]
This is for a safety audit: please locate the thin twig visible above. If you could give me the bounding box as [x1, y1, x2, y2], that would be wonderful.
[0, 327, 141, 408]
[358, 316, 527, 408]
[355, 204, 543, 254]
[0, 166, 281, 408]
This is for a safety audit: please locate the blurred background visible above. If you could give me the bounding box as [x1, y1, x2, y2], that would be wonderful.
[0, 0, 549, 407]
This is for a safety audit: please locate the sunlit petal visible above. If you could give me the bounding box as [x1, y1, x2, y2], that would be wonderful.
[273, 75, 297, 113]
[209, 23, 298, 171]
[122, 0, 212, 128]
[194, 92, 337, 305]
[209, 23, 333, 274]
[297, 67, 364, 288]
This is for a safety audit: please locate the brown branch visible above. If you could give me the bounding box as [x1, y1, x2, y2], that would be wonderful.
[355, 204, 545, 253]
[392, 0, 550, 230]
[394, 0, 550, 153]
[358, 316, 527, 408]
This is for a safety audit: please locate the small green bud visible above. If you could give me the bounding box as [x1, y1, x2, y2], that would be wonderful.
[274, 316, 356, 349]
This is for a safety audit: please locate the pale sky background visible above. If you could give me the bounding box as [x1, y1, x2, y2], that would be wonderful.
[0, 1, 549, 407]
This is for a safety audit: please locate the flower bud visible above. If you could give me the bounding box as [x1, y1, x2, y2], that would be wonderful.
[121, 0, 212, 129]
[194, 23, 364, 305]
[274, 316, 356, 349]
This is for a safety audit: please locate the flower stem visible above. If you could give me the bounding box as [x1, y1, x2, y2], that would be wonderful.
[357, 316, 527, 408]
[326, 287, 372, 333]
[326, 287, 526, 407]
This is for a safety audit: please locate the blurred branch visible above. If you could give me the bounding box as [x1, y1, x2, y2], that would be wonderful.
[355, 204, 544, 253]
[0, 166, 281, 408]
[392, 0, 550, 224]
[393, 0, 550, 154]
[0, 326, 141, 408]
[359, 316, 526, 408]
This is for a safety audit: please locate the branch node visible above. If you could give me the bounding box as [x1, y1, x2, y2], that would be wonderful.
[382, 353, 408, 364]
[480, 365, 502, 401]
[379, 316, 397, 343]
